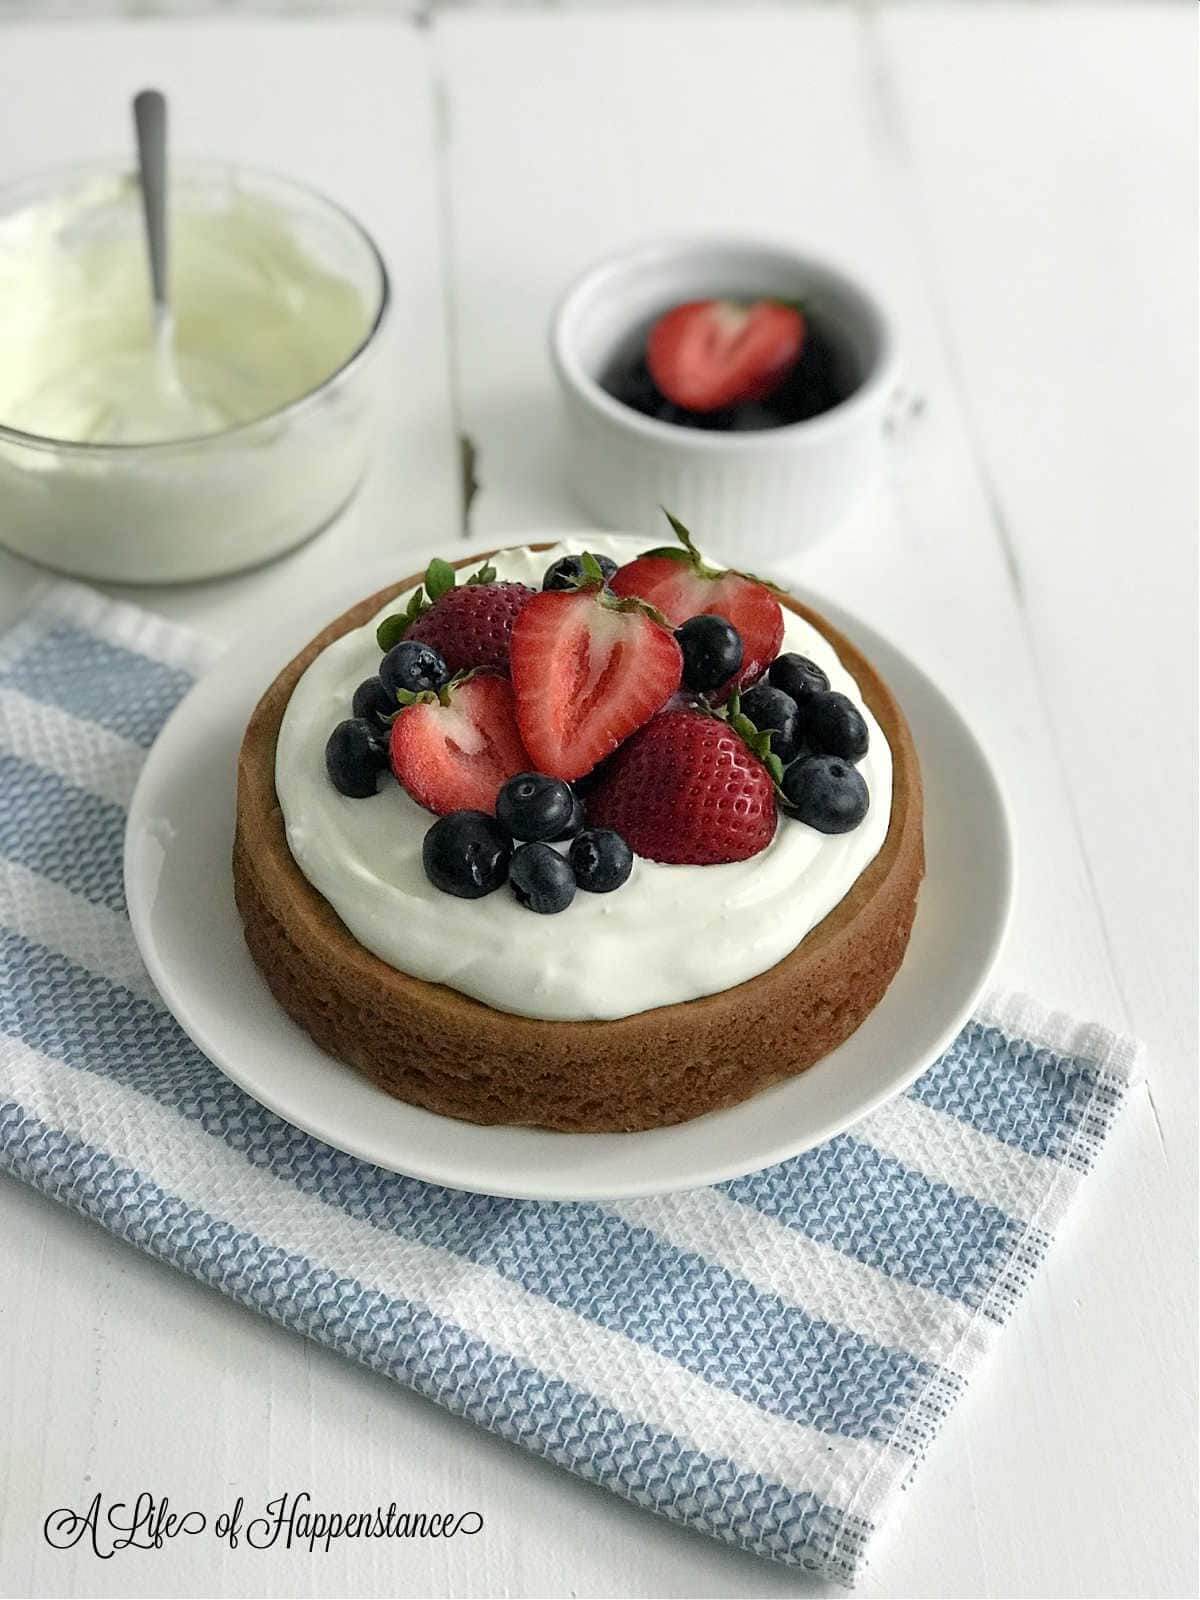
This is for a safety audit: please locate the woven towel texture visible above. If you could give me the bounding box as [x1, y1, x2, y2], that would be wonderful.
[0, 583, 1137, 1583]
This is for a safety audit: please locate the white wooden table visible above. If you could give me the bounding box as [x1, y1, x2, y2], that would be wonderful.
[0, 8, 1195, 1597]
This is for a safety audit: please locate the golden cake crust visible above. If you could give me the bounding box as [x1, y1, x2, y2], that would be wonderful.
[233, 547, 925, 1133]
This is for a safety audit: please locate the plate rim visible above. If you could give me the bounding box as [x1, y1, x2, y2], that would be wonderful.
[124, 537, 1015, 1200]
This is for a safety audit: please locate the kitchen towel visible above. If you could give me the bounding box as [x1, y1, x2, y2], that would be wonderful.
[0, 581, 1139, 1584]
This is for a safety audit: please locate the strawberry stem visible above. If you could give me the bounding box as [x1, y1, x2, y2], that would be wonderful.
[638, 507, 786, 596]
[594, 586, 673, 630]
[655, 508, 723, 579]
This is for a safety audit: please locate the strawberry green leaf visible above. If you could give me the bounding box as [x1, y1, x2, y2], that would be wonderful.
[466, 562, 497, 586]
[425, 558, 457, 603]
[652, 508, 723, 579]
[728, 711, 760, 745]
[717, 688, 785, 778]
[638, 545, 694, 564]
[377, 613, 407, 652]
[731, 566, 787, 596]
[394, 672, 468, 710]
[579, 551, 607, 586]
[662, 508, 703, 562]
[648, 508, 785, 595]
[376, 584, 430, 650]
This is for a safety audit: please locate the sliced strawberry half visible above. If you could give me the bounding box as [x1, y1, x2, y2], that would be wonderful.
[389, 673, 532, 815]
[609, 512, 784, 695]
[509, 584, 683, 780]
[647, 299, 805, 413]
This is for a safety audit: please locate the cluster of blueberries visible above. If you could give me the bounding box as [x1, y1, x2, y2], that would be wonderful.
[324, 636, 453, 799]
[426, 776, 633, 914]
[673, 612, 870, 835]
[754, 657, 870, 834]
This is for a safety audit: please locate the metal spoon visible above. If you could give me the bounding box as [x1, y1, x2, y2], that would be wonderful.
[132, 84, 210, 426]
[132, 88, 170, 339]
[130, 90, 235, 440]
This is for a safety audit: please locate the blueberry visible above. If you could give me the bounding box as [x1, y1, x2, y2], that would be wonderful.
[325, 718, 388, 798]
[781, 755, 869, 834]
[496, 772, 577, 842]
[379, 638, 448, 697]
[739, 683, 802, 763]
[422, 810, 512, 898]
[569, 827, 633, 893]
[509, 841, 576, 914]
[774, 322, 850, 419]
[768, 653, 830, 705]
[802, 690, 870, 762]
[604, 355, 664, 417]
[676, 614, 743, 693]
[542, 552, 619, 592]
[725, 402, 780, 433]
[351, 674, 395, 732]
[553, 792, 586, 841]
[571, 762, 605, 799]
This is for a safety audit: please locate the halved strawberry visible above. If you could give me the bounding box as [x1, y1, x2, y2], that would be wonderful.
[509, 582, 683, 780]
[609, 512, 784, 695]
[389, 673, 532, 815]
[587, 707, 778, 865]
[647, 299, 805, 413]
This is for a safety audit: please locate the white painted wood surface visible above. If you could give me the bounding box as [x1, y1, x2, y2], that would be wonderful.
[0, 8, 1195, 1598]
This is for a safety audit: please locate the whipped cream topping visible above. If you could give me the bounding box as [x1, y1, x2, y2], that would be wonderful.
[274, 537, 892, 1021]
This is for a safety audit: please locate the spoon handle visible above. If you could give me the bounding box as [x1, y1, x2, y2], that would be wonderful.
[132, 88, 169, 318]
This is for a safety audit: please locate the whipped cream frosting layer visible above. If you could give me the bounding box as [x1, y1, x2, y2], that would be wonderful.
[274, 536, 892, 1021]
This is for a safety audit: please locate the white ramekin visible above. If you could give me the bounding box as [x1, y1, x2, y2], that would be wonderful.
[550, 237, 898, 565]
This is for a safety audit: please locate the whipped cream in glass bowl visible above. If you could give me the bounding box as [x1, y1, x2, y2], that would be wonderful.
[0, 160, 389, 583]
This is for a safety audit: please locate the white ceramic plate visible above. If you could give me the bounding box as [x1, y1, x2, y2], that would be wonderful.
[125, 539, 1013, 1201]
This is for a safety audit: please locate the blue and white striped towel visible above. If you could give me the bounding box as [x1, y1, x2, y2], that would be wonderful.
[0, 582, 1138, 1584]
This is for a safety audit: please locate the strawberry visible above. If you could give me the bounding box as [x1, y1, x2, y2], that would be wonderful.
[389, 673, 532, 816]
[509, 570, 683, 780]
[647, 299, 805, 413]
[609, 512, 784, 695]
[376, 557, 535, 676]
[587, 706, 778, 865]
[406, 582, 534, 675]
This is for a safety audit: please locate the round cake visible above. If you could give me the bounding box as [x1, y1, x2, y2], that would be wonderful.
[234, 533, 924, 1132]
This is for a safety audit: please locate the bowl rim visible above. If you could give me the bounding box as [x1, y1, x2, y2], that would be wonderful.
[549, 233, 899, 449]
[0, 156, 391, 455]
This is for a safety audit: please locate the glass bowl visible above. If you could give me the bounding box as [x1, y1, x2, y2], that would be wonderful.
[0, 160, 389, 584]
